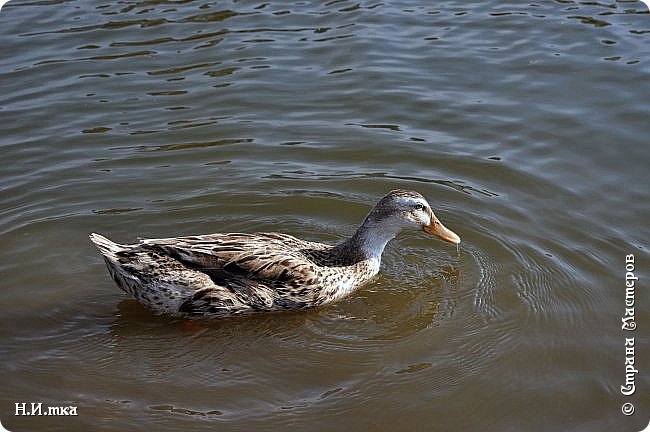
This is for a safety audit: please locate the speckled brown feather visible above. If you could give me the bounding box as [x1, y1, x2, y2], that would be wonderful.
[90, 231, 376, 317]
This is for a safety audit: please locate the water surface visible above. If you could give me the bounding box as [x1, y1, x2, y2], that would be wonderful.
[1, 1, 649, 431]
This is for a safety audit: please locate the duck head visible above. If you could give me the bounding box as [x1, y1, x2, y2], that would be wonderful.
[366, 189, 461, 245]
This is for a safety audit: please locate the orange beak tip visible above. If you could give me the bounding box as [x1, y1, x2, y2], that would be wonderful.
[424, 222, 461, 245]
[444, 232, 461, 245]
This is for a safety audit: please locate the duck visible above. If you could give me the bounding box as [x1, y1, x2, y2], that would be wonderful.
[89, 189, 460, 318]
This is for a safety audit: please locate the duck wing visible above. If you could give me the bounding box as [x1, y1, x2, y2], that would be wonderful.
[139, 232, 325, 303]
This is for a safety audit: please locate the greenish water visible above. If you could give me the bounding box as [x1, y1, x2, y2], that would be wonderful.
[1, 0, 649, 431]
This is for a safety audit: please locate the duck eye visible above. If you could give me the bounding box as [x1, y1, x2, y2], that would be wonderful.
[413, 203, 424, 211]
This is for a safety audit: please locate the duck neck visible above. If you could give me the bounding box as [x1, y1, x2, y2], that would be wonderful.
[336, 216, 400, 263]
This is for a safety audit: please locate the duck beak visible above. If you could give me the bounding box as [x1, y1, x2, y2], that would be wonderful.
[423, 213, 461, 244]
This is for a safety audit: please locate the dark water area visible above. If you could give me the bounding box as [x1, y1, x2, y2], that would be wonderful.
[1, 0, 649, 431]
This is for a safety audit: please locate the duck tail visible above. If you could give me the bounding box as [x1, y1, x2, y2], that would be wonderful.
[90, 233, 143, 297]
[89, 233, 124, 256]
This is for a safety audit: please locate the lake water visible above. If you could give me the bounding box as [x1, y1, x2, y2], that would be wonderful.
[1, 0, 649, 431]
